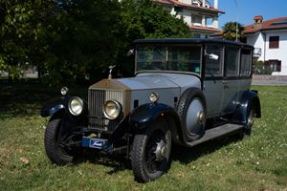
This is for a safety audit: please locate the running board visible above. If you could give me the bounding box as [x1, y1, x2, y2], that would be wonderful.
[186, 123, 243, 147]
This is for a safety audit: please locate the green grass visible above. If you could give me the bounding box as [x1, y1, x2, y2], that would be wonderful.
[0, 83, 287, 191]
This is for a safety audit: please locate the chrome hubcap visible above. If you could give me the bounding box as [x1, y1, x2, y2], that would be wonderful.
[154, 140, 167, 161]
[186, 98, 204, 131]
[197, 111, 205, 124]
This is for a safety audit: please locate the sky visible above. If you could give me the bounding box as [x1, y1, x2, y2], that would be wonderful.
[219, 0, 287, 28]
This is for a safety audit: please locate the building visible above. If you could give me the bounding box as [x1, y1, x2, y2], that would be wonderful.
[155, 0, 224, 38]
[244, 16, 287, 75]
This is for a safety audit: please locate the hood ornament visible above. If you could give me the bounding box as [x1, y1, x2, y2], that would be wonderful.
[108, 65, 116, 79]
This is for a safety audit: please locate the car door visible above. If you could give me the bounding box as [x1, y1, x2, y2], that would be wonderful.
[203, 44, 224, 118]
[221, 45, 241, 115]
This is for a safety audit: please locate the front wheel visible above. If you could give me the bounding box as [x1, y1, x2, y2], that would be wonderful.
[131, 119, 172, 182]
[44, 118, 76, 165]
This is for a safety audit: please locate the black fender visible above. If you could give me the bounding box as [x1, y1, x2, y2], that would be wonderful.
[41, 96, 88, 124]
[129, 103, 183, 142]
[41, 96, 70, 117]
[233, 90, 261, 125]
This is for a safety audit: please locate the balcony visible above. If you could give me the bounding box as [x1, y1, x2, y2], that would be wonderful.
[253, 48, 262, 58]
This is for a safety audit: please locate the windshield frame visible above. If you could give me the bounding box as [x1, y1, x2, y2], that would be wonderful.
[135, 44, 203, 77]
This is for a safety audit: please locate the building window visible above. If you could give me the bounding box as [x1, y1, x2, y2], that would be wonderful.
[269, 36, 279, 49]
[192, 15, 202, 26]
[265, 60, 281, 72]
[174, 6, 183, 14]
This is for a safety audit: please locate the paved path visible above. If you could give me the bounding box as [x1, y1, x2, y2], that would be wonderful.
[252, 80, 287, 86]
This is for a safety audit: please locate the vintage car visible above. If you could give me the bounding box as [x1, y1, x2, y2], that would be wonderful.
[41, 38, 261, 182]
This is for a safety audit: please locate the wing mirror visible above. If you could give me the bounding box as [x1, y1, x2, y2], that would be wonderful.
[206, 53, 219, 61]
[127, 49, 134, 56]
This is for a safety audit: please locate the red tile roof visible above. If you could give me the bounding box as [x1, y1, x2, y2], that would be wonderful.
[244, 16, 287, 34]
[154, 0, 225, 14]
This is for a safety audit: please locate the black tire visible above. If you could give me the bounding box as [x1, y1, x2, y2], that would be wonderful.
[44, 118, 75, 165]
[177, 88, 207, 141]
[131, 119, 172, 182]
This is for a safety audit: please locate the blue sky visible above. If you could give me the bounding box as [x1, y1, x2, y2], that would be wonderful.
[219, 0, 287, 28]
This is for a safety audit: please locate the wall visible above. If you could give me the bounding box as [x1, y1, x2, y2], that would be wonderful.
[247, 29, 287, 75]
[247, 32, 265, 61]
[265, 30, 287, 75]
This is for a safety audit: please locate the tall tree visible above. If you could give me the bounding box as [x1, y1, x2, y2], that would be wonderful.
[118, 0, 191, 76]
[0, 0, 191, 85]
[0, 0, 56, 79]
[222, 22, 244, 41]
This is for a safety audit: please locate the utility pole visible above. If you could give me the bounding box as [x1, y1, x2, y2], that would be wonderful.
[234, 0, 239, 42]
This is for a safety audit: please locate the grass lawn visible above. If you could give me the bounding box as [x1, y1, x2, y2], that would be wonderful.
[0, 83, 287, 191]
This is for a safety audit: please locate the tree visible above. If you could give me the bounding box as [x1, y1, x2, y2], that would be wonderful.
[0, 0, 123, 84]
[42, 0, 124, 83]
[222, 22, 244, 41]
[0, 0, 191, 85]
[0, 0, 56, 79]
[118, 0, 191, 76]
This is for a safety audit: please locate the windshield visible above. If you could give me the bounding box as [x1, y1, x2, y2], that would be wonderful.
[136, 45, 202, 74]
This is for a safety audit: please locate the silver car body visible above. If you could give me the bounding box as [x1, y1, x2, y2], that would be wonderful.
[88, 38, 255, 134]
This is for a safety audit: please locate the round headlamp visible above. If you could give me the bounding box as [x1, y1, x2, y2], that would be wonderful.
[149, 92, 159, 103]
[68, 97, 84, 116]
[61, 87, 69, 96]
[103, 100, 121, 120]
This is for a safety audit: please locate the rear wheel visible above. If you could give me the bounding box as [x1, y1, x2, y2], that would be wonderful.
[44, 118, 76, 165]
[131, 119, 172, 182]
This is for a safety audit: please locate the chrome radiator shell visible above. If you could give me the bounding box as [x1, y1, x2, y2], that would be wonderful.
[88, 79, 131, 130]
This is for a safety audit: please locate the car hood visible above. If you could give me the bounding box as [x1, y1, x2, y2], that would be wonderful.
[89, 73, 201, 92]
[121, 73, 201, 91]
[117, 75, 179, 90]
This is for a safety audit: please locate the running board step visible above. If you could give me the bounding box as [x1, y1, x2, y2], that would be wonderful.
[186, 123, 244, 147]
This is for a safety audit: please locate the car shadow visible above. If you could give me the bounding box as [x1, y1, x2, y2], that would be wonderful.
[171, 133, 244, 164]
[76, 133, 244, 174]
[75, 149, 131, 174]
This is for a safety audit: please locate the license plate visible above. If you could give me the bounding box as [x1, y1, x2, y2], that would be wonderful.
[81, 137, 108, 149]
[89, 138, 108, 149]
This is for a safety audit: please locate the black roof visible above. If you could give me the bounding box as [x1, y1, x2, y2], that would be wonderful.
[134, 38, 254, 49]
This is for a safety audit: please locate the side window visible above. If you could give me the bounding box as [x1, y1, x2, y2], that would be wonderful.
[168, 46, 201, 74]
[240, 49, 252, 76]
[225, 46, 240, 77]
[205, 44, 223, 77]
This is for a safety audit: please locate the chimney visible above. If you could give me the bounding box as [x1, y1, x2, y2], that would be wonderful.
[202, 0, 206, 7]
[214, 0, 218, 9]
[253, 15, 263, 29]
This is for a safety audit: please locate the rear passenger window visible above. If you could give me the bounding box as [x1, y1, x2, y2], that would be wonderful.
[240, 49, 252, 76]
[205, 44, 223, 77]
[225, 46, 240, 77]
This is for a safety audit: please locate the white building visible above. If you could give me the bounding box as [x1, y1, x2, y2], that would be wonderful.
[155, 0, 224, 38]
[244, 16, 287, 75]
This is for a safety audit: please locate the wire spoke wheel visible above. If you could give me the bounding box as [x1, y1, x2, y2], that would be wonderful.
[131, 119, 172, 182]
[145, 130, 167, 173]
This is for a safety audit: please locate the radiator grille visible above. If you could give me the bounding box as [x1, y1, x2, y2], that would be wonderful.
[88, 89, 126, 130]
